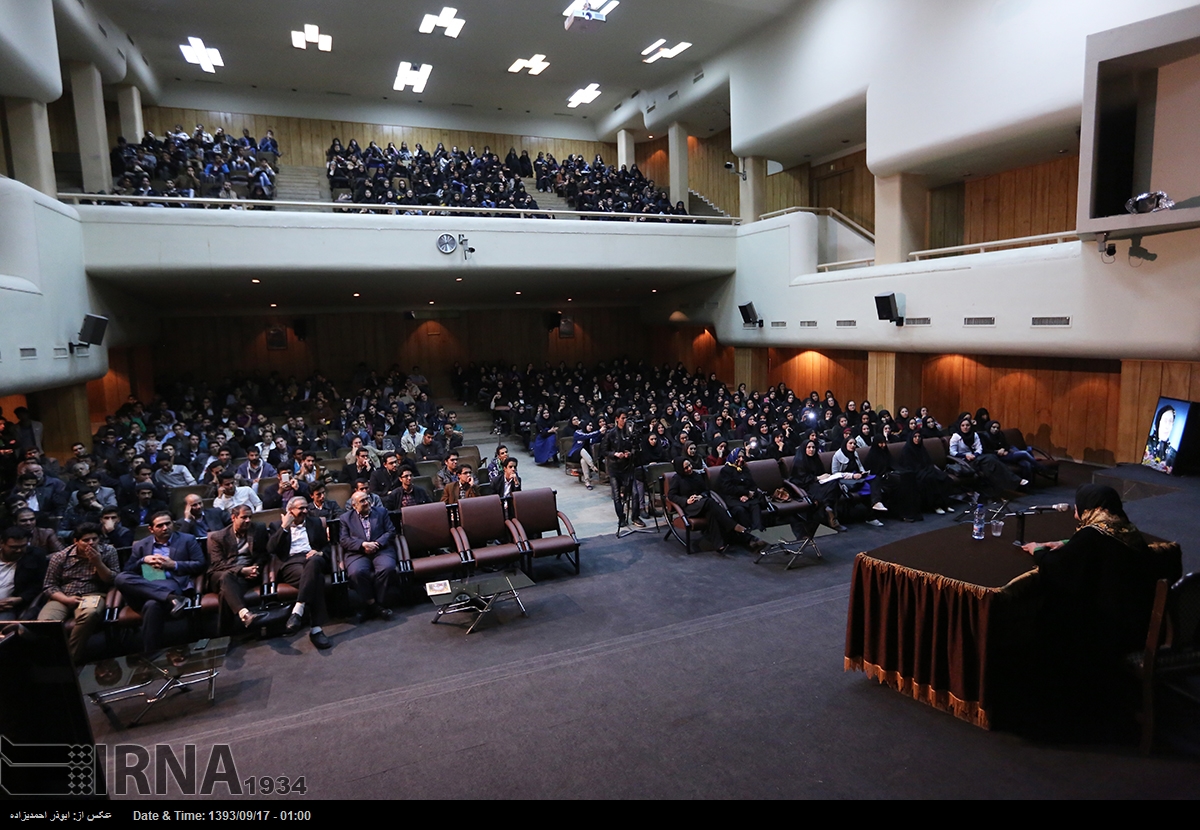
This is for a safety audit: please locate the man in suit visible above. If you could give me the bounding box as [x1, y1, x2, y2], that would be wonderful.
[338, 491, 398, 624]
[206, 504, 269, 630]
[267, 496, 332, 650]
[114, 511, 206, 653]
[369, 452, 404, 510]
[175, 493, 228, 540]
[0, 526, 48, 621]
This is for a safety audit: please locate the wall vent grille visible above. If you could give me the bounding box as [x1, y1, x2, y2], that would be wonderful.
[906, 317, 931, 326]
[74, 345, 90, 357]
[798, 320, 817, 328]
[964, 316, 995, 326]
[53, 347, 69, 359]
[693, 71, 704, 83]
[19, 347, 37, 359]
[668, 91, 678, 100]
[836, 319, 857, 328]
[770, 321, 787, 328]
[1032, 316, 1071, 327]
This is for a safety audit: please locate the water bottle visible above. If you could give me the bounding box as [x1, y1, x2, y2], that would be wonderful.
[972, 498, 986, 540]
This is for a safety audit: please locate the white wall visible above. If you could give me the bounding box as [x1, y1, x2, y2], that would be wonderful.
[0, 178, 108, 396]
[652, 212, 1200, 360]
[0, 0, 61, 101]
[723, 0, 1200, 178]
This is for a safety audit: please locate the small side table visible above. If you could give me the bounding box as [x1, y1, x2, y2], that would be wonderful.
[427, 572, 533, 634]
[78, 637, 230, 727]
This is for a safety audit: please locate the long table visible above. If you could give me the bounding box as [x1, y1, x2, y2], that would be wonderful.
[843, 513, 1077, 729]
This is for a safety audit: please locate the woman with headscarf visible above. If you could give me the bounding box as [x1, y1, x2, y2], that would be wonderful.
[833, 436, 885, 526]
[530, 406, 559, 465]
[716, 448, 767, 532]
[1143, 403, 1179, 473]
[980, 419, 1039, 481]
[668, 457, 765, 553]
[1017, 484, 1173, 739]
[789, 439, 846, 531]
[897, 431, 952, 514]
[865, 430, 921, 521]
[949, 414, 1026, 490]
[706, 440, 729, 468]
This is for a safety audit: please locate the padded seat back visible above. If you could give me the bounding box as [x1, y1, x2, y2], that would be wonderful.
[457, 495, 508, 547]
[417, 460, 442, 478]
[511, 488, 558, 535]
[325, 482, 352, 506]
[401, 503, 455, 556]
[924, 438, 948, 468]
[746, 459, 785, 491]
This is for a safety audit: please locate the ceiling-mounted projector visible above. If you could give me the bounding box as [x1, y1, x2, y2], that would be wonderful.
[565, 2, 610, 31]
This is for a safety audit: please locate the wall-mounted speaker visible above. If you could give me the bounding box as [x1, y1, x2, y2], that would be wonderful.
[738, 302, 763, 328]
[544, 311, 562, 331]
[77, 314, 108, 346]
[875, 292, 906, 326]
[293, 319, 308, 341]
[559, 316, 575, 338]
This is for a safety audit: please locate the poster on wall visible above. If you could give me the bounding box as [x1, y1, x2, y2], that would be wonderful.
[1142, 396, 1190, 474]
[266, 327, 288, 350]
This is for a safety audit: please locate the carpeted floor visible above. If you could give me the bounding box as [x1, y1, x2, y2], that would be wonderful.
[89, 463, 1200, 799]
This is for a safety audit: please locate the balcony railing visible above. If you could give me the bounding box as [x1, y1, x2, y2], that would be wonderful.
[908, 231, 1078, 260]
[757, 206, 875, 242]
[57, 193, 741, 224]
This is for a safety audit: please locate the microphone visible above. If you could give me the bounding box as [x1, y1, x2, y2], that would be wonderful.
[1023, 503, 1071, 514]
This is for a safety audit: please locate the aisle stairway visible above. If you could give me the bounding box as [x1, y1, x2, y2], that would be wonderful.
[273, 165, 330, 210]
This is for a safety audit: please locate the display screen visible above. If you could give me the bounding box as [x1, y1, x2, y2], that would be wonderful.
[1142, 396, 1190, 474]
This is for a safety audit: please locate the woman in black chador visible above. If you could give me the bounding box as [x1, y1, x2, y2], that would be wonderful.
[1142, 403, 1178, 473]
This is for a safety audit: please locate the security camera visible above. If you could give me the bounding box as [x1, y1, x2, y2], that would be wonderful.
[466, 247, 476, 254]
[724, 162, 735, 170]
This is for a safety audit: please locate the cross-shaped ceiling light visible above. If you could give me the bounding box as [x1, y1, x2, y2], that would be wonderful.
[642, 40, 692, 63]
[508, 54, 550, 75]
[179, 37, 223, 73]
[567, 83, 601, 108]
[419, 7, 465, 38]
[292, 24, 332, 51]
[394, 62, 433, 93]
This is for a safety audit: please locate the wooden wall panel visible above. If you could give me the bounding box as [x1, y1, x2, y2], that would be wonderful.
[146, 309, 658, 396]
[767, 349, 869, 403]
[685, 130, 740, 216]
[920, 354, 1121, 464]
[927, 181, 965, 249]
[962, 154, 1078, 245]
[139, 106, 616, 170]
[648, 326, 735, 385]
[634, 136, 670, 192]
[0, 394, 28, 421]
[764, 163, 811, 216]
[809, 149, 874, 233]
[1116, 360, 1200, 464]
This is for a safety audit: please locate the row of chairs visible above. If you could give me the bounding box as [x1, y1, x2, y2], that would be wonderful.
[92, 488, 579, 653]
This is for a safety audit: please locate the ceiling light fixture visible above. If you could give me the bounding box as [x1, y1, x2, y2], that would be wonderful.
[641, 39, 666, 55]
[508, 54, 550, 75]
[179, 37, 223, 73]
[568, 83, 601, 108]
[394, 62, 433, 93]
[353, 293, 360, 297]
[419, 7, 465, 38]
[643, 41, 692, 63]
[292, 24, 332, 51]
[251, 279, 260, 284]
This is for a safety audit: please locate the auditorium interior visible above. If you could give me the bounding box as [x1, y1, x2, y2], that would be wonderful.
[1, 0, 1199, 800]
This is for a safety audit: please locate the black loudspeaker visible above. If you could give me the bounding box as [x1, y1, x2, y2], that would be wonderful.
[544, 312, 562, 331]
[293, 319, 308, 341]
[874, 292, 905, 326]
[78, 314, 109, 346]
[559, 316, 575, 338]
[738, 302, 759, 325]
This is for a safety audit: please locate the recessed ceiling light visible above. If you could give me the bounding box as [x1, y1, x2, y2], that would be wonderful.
[251, 278, 260, 284]
[647, 135, 653, 139]
[515, 291, 522, 295]
[352, 293, 360, 297]
[643, 40, 691, 63]
[651, 289, 657, 293]
[567, 298, 572, 301]
[563, 1, 619, 17]
[509, 54, 549, 75]
[419, 7, 464, 37]
[179, 37, 222, 73]
[292, 25, 332, 51]
[568, 83, 601, 108]
[455, 277, 463, 282]
[269, 303, 277, 308]
[394, 62, 432, 93]
[429, 301, 435, 304]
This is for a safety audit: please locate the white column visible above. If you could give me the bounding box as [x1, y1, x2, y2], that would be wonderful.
[739, 156, 766, 224]
[667, 121, 689, 206]
[874, 173, 928, 265]
[4, 98, 56, 197]
[616, 129, 635, 171]
[69, 61, 113, 193]
[116, 84, 144, 144]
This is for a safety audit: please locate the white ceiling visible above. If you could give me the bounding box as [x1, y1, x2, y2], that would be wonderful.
[90, 0, 797, 137]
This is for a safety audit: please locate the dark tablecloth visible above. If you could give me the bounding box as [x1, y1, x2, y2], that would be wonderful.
[844, 513, 1077, 729]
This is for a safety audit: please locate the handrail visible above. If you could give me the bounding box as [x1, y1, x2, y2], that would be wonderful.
[816, 257, 875, 272]
[56, 192, 741, 224]
[757, 205, 875, 242]
[908, 231, 1078, 260]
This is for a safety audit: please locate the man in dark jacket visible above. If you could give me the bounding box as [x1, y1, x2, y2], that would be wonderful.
[206, 504, 269, 630]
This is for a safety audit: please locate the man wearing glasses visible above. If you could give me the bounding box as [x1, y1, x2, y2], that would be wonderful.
[267, 497, 332, 650]
[396, 469, 431, 508]
[114, 511, 206, 654]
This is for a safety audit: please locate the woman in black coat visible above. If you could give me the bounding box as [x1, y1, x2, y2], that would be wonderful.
[716, 448, 766, 532]
[788, 439, 846, 531]
[897, 432, 952, 514]
[668, 458, 762, 553]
